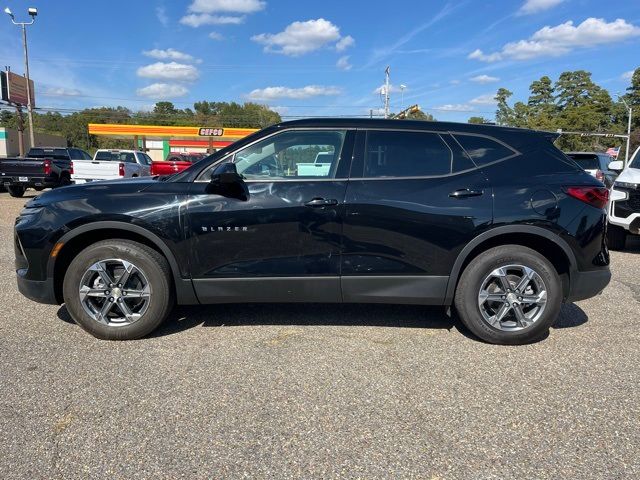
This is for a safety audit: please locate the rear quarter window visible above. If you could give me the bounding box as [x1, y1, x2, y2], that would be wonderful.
[453, 134, 517, 166]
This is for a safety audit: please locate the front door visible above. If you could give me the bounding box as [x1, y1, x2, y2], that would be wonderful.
[341, 129, 493, 304]
[186, 129, 354, 303]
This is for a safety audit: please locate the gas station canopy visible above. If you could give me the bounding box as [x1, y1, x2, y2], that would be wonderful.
[87, 123, 259, 161]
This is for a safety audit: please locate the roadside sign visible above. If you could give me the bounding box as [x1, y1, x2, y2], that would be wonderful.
[0, 71, 35, 106]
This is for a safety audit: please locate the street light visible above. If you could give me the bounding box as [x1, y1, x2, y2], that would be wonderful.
[5, 6, 37, 149]
[400, 84, 407, 111]
[617, 93, 633, 167]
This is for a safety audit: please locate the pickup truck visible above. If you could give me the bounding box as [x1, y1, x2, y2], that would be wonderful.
[71, 149, 152, 184]
[150, 152, 207, 176]
[0, 147, 90, 197]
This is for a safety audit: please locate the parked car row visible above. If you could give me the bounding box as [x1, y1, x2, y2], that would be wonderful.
[1, 149, 211, 196]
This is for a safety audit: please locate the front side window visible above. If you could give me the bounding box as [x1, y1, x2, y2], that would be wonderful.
[233, 130, 346, 180]
[454, 134, 517, 166]
[363, 131, 453, 178]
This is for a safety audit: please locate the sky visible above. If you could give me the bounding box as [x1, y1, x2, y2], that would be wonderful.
[0, 0, 639, 123]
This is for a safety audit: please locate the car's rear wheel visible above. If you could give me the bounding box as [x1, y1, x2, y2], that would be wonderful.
[607, 225, 626, 251]
[7, 185, 25, 197]
[62, 239, 174, 340]
[454, 245, 562, 345]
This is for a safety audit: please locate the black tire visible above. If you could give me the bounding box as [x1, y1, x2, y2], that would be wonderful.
[7, 185, 25, 197]
[62, 239, 174, 340]
[34, 186, 44, 191]
[454, 245, 562, 345]
[607, 225, 626, 251]
[57, 174, 72, 188]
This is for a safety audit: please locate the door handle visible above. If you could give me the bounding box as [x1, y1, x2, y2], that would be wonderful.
[449, 188, 484, 198]
[305, 198, 338, 207]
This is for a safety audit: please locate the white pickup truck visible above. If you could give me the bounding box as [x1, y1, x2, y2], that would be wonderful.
[71, 149, 153, 184]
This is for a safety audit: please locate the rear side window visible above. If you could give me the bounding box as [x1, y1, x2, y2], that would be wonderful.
[363, 131, 452, 178]
[453, 134, 516, 166]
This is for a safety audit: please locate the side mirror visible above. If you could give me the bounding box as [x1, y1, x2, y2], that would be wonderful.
[608, 160, 623, 171]
[207, 162, 248, 200]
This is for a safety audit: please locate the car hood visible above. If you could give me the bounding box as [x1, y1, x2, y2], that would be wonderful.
[616, 167, 640, 185]
[26, 177, 160, 208]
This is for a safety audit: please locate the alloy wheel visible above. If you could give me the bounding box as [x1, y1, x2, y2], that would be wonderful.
[477, 264, 548, 331]
[78, 259, 152, 327]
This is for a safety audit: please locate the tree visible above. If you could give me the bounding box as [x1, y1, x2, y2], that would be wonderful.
[495, 88, 514, 126]
[527, 76, 556, 129]
[468, 116, 489, 124]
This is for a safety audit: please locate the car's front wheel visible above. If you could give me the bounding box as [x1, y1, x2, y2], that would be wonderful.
[454, 245, 562, 345]
[62, 239, 174, 340]
[607, 225, 626, 251]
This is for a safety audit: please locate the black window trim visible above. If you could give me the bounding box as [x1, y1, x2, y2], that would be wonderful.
[349, 127, 500, 181]
[450, 130, 521, 169]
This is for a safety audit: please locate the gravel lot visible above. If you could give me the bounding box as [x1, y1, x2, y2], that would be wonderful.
[0, 191, 638, 479]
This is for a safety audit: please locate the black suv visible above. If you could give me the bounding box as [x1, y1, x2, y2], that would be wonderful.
[14, 119, 611, 344]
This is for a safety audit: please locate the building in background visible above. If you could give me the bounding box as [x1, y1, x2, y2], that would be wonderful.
[0, 127, 66, 157]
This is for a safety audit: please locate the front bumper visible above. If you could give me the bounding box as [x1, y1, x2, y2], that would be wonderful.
[566, 268, 611, 303]
[16, 269, 58, 305]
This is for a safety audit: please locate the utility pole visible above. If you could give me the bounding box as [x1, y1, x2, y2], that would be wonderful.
[618, 94, 633, 167]
[384, 66, 390, 119]
[5, 7, 37, 149]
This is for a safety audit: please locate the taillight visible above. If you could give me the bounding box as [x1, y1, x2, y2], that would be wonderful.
[564, 186, 609, 209]
[119, 162, 125, 177]
[43, 159, 51, 176]
[595, 169, 604, 183]
[69, 161, 74, 175]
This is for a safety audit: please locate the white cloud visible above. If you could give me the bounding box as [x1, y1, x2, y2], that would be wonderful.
[374, 84, 404, 95]
[143, 48, 200, 63]
[449, 79, 461, 85]
[136, 83, 189, 99]
[156, 6, 169, 26]
[208, 31, 224, 40]
[269, 106, 289, 115]
[469, 17, 640, 62]
[187, 0, 265, 13]
[252, 19, 354, 56]
[246, 85, 342, 101]
[137, 62, 200, 81]
[336, 55, 352, 71]
[470, 74, 500, 84]
[469, 94, 497, 105]
[336, 35, 355, 52]
[622, 70, 634, 80]
[180, 14, 245, 27]
[42, 87, 83, 97]
[518, 0, 565, 15]
[181, 0, 264, 27]
[434, 104, 474, 112]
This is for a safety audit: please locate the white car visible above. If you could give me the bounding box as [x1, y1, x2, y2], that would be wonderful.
[607, 146, 640, 250]
[71, 149, 153, 184]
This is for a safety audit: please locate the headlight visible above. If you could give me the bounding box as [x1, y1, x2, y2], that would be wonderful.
[613, 181, 638, 189]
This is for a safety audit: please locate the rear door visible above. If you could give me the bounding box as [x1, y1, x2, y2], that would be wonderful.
[341, 129, 492, 304]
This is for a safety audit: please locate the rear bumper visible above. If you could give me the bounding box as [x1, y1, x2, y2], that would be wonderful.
[566, 268, 611, 303]
[2, 176, 57, 188]
[16, 269, 59, 305]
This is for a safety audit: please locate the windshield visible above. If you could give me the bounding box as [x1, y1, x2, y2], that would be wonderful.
[95, 151, 135, 163]
[566, 154, 600, 170]
[27, 148, 69, 160]
[630, 150, 640, 169]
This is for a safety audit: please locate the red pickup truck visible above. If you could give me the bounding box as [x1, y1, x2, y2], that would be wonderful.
[150, 153, 207, 176]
